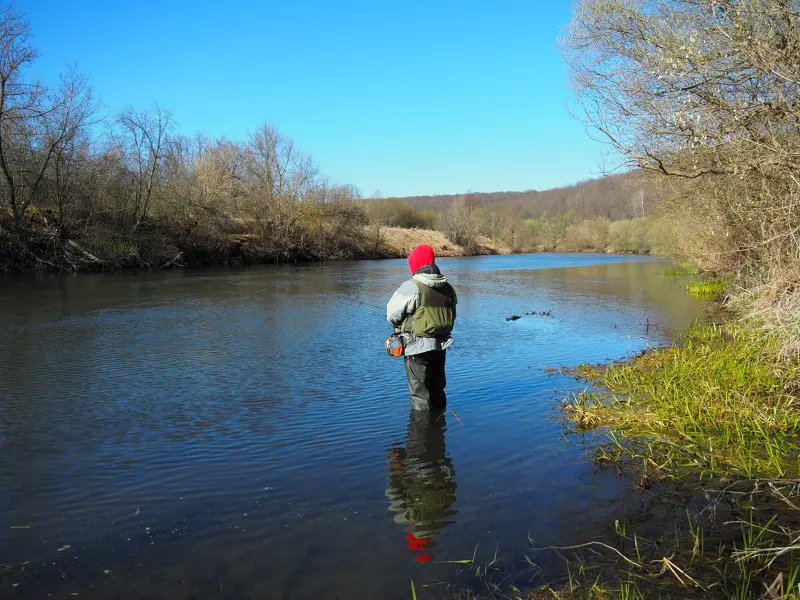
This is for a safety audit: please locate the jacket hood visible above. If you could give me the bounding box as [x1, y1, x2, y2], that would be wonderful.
[412, 272, 449, 288]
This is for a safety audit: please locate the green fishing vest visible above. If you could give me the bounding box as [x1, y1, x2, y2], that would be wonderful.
[402, 280, 456, 338]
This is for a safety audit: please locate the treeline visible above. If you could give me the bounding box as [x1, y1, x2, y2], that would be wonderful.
[528, 213, 653, 253]
[0, 6, 377, 272]
[361, 190, 657, 255]
[378, 172, 653, 221]
[359, 170, 660, 255]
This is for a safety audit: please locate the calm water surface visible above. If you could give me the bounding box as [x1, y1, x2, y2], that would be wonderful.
[0, 254, 711, 599]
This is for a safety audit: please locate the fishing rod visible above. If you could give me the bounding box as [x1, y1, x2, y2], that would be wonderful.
[336, 294, 384, 312]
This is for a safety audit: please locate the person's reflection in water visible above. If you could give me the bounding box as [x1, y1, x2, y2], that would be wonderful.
[386, 410, 457, 563]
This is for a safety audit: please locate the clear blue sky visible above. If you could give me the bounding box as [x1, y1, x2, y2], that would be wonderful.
[18, 1, 609, 198]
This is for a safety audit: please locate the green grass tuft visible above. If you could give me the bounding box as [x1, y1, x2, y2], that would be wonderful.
[686, 278, 727, 299]
[563, 323, 800, 480]
[661, 263, 697, 277]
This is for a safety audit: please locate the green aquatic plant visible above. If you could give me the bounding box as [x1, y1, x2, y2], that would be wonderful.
[686, 278, 727, 299]
[617, 579, 645, 600]
[661, 263, 697, 278]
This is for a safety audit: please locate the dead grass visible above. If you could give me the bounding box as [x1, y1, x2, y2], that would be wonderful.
[376, 227, 513, 257]
[728, 254, 800, 360]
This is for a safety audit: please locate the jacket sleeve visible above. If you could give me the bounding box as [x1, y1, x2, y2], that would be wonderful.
[386, 280, 419, 328]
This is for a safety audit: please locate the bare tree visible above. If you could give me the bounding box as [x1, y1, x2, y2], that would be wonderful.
[441, 194, 482, 253]
[194, 139, 245, 213]
[0, 7, 95, 227]
[116, 104, 172, 232]
[565, 0, 800, 175]
[46, 69, 98, 233]
[243, 123, 318, 245]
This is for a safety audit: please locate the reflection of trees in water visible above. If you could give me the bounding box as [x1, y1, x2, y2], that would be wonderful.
[386, 411, 457, 563]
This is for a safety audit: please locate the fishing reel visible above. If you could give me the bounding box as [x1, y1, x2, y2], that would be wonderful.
[385, 332, 405, 357]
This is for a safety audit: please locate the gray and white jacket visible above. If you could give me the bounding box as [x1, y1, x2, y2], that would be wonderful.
[386, 268, 456, 356]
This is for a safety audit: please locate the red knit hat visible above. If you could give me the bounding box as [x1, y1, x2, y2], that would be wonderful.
[408, 244, 435, 273]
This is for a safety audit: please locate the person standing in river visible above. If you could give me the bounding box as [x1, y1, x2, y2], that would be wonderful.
[386, 244, 457, 411]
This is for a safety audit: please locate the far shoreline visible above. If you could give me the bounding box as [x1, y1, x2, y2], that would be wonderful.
[0, 245, 656, 278]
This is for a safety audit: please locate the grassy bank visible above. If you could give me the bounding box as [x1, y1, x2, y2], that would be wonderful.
[552, 321, 800, 599]
[564, 324, 800, 480]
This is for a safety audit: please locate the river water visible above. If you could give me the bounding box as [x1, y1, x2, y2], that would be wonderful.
[0, 254, 711, 599]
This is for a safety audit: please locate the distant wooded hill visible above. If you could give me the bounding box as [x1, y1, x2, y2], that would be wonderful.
[380, 172, 653, 220]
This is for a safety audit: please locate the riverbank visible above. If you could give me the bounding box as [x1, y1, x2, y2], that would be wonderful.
[0, 212, 511, 274]
[546, 318, 800, 598]
[378, 227, 512, 258]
